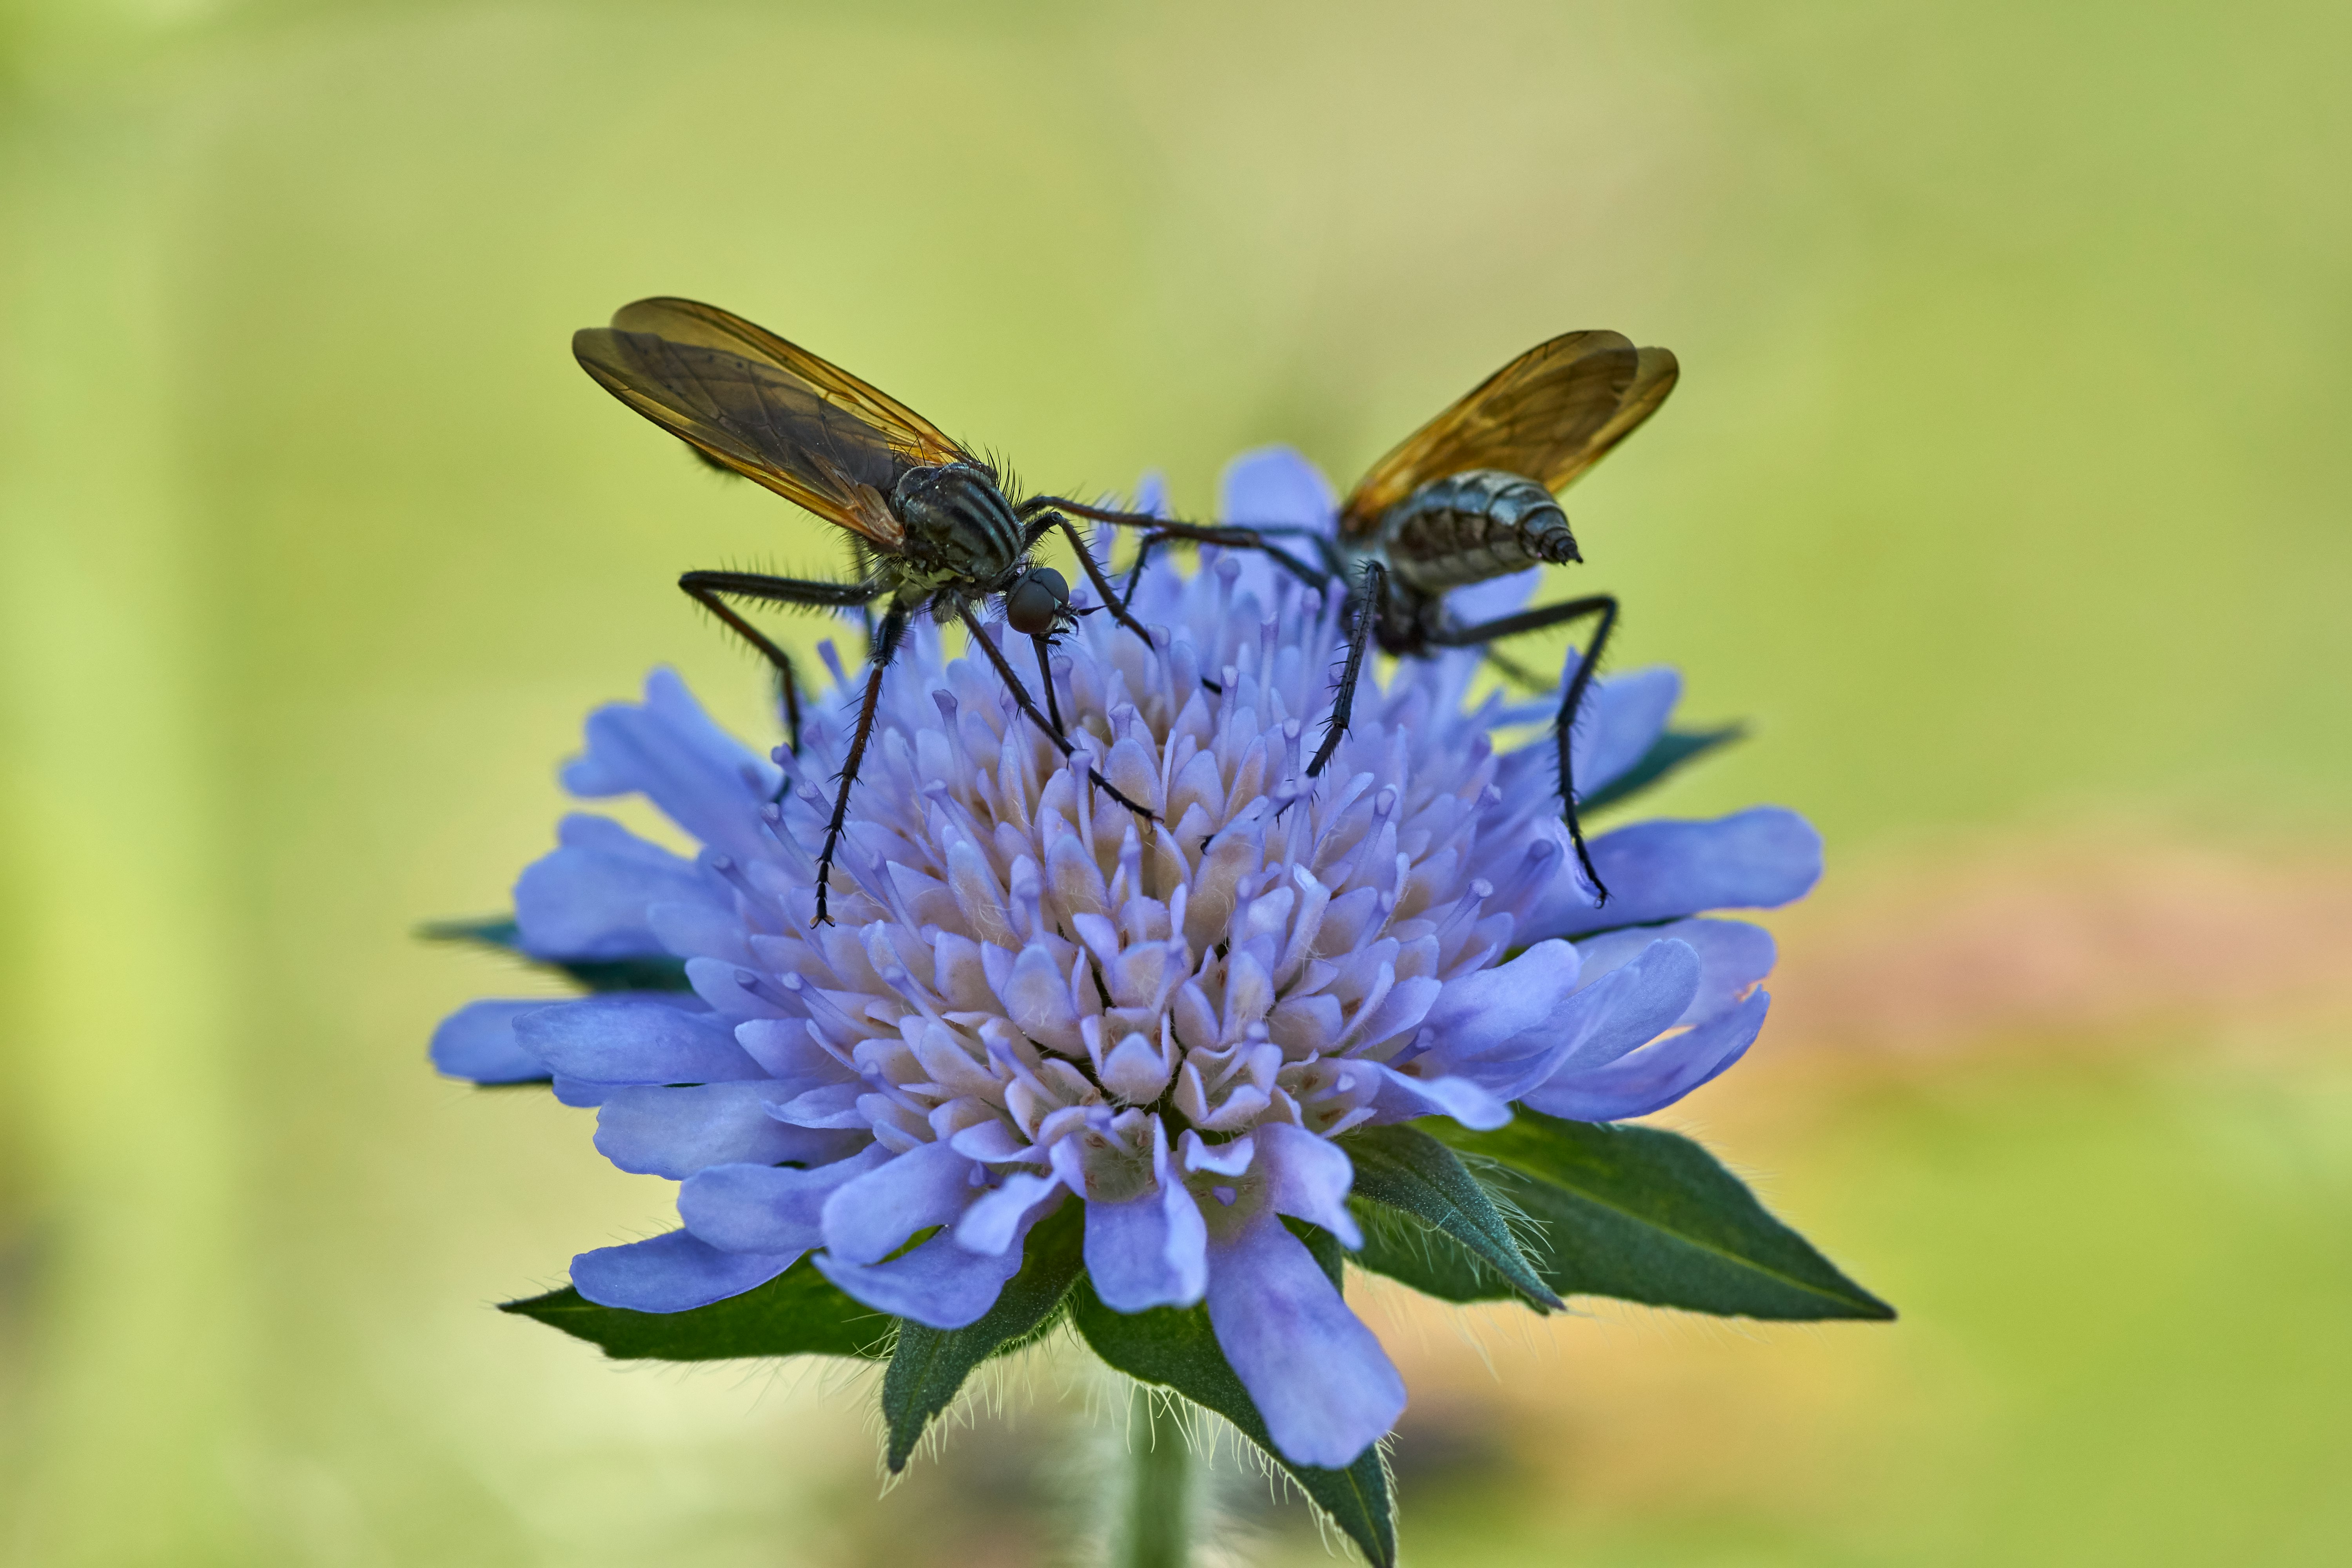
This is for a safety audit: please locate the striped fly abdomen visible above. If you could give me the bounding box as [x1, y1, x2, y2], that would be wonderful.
[1377, 469, 1581, 595]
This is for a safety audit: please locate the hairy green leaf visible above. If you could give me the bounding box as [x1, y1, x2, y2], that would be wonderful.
[1070, 1281, 1396, 1568]
[880, 1201, 1086, 1472]
[1348, 1199, 1521, 1307]
[419, 915, 693, 993]
[1580, 724, 1744, 815]
[1339, 1123, 1561, 1309]
[1437, 1110, 1895, 1320]
[501, 1252, 893, 1360]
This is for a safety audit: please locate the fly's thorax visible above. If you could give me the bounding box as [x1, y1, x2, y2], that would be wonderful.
[892, 462, 1025, 585]
[1378, 468, 1580, 595]
[1325, 533, 1381, 585]
[1324, 535, 1426, 654]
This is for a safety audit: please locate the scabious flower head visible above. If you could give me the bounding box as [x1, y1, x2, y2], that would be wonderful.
[434, 449, 1821, 1468]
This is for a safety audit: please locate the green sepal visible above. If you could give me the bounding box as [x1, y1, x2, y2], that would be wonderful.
[880, 1200, 1086, 1472]
[1070, 1278, 1396, 1568]
[419, 914, 694, 993]
[1436, 1110, 1895, 1321]
[1347, 1199, 1521, 1307]
[1579, 724, 1744, 815]
[500, 1251, 895, 1359]
[1338, 1123, 1561, 1310]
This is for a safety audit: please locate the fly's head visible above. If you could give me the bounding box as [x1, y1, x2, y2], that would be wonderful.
[1001, 565, 1071, 637]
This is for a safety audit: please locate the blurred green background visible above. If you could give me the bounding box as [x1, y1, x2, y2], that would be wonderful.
[4, 1, 2347, 1563]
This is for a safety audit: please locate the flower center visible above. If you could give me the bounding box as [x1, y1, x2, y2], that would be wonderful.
[736, 564, 1567, 1163]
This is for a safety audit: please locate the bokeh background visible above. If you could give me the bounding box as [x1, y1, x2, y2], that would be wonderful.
[4, 1, 2348, 1563]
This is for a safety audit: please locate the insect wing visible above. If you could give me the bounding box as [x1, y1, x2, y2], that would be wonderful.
[1564, 345, 1677, 488]
[574, 298, 971, 547]
[1338, 332, 1679, 535]
[575, 324, 903, 544]
[611, 298, 969, 467]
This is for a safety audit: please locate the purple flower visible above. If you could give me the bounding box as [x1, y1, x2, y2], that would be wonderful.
[434, 447, 1820, 1469]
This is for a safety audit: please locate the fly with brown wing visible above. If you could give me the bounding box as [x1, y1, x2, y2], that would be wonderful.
[573, 298, 1169, 925]
[1108, 332, 1683, 907]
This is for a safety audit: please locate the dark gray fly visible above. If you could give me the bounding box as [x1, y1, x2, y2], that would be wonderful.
[573, 297, 1163, 925]
[1111, 331, 1681, 905]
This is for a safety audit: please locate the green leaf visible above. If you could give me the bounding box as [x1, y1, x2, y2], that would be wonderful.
[500, 1252, 895, 1360]
[1339, 1123, 1561, 1310]
[1579, 724, 1744, 815]
[880, 1201, 1086, 1472]
[1436, 1110, 1895, 1321]
[419, 914, 694, 993]
[1070, 1280, 1396, 1568]
[1347, 1200, 1520, 1307]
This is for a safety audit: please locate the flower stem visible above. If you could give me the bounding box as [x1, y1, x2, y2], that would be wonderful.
[1114, 1384, 1192, 1568]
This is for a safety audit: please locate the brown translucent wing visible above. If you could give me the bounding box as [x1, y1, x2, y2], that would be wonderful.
[574, 298, 973, 547]
[611, 298, 969, 467]
[1338, 332, 1680, 536]
[1559, 345, 1678, 489]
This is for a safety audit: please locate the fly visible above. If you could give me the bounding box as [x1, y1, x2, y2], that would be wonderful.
[1110, 330, 1679, 905]
[573, 297, 1166, 924]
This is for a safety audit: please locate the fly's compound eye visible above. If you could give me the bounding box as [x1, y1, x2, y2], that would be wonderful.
[1004, 566, 1069, 635]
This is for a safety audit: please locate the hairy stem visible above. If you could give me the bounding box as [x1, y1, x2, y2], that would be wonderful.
[1113, 1385, 1193, 1568]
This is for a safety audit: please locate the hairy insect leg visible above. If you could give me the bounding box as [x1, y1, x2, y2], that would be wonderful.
[1011, 497, 1164, 637]
[1100, 516, 1332, 591]
[1038, 513, 1155, 644]
[1481, 645, 1553, 691]
[1119, 532, 1164, 610]
[675, 576, 812, 753]
[1080, 518, 1344, 614]
[848, 542, 878, 652]
[811, 605, 909, 927]
[1016, 497, 1167, 528]
[680, 569, 882, 755]
[1306, 559, 1385, 779]
[1430, 592, 1619, 904]
[1029, 495, 1330, 546]
[1022, 494, 1337, 598]
[1030, 632, 1066, 734]
[957, 608, 1156, 824]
